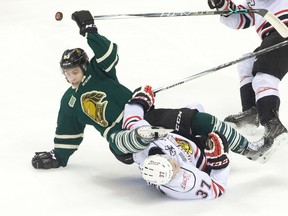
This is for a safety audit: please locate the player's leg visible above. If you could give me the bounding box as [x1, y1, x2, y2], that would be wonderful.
[224, 55, 259, 129]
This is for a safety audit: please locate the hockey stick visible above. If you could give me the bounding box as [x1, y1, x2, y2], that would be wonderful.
[94, 9, 288, 38]
[93, 9, 253, 19]
[153, 40, 288, 94]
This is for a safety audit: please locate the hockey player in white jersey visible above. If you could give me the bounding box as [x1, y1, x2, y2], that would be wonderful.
[208, 0, 288, 162]
[133, 129, 230, 200]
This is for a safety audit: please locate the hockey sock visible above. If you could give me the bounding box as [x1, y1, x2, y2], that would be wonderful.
[240, 83, 256, 111]
[256, 95, 280, 125]
[191, 112, 248, 153]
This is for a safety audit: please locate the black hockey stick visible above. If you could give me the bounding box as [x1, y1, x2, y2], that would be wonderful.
[153, 40, 288, 94]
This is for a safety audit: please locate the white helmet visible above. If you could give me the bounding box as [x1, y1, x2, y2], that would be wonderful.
[140, 154, 174, 185]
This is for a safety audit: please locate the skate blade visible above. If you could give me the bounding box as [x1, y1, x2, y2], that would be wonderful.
[258, 133, 288, 164]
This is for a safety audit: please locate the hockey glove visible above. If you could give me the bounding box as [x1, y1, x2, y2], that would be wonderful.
[204, 131, 229, 170]
[208, 0, 230, 10]
[32, 150, 62, 169]
[128, 85, 155, 112]
[72, 10, 98, 36]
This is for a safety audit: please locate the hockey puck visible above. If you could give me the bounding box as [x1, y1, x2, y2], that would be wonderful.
[55, 12, 63, 21]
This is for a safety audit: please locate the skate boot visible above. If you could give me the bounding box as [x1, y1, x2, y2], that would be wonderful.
[263, 116, 287, 139]
[241, 137, 274, 161]
[224, 106, 259, 128]
[257, 116, 288, 163]
[242, 116, 288, 163]
[136, 126, 173, 142]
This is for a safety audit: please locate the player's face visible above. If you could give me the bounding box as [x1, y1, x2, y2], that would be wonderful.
[168, 158, 180, 177]
[64, 67, 84, 89]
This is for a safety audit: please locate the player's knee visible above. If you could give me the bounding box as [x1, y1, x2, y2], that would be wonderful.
[252, 72, 280, 99]
[252, 72, 280, 92]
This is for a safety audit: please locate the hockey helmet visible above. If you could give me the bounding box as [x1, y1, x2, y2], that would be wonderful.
[60, 48, 89, 73]
[140, 154, 174, 185]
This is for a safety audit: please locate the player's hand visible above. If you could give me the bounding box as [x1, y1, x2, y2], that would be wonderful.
[32, 150, 62, 169]
[128, 85, 155, 112]
[208, 0, 230, 10]
[204, 131, 229, 170]
[72, 10, 98, 36]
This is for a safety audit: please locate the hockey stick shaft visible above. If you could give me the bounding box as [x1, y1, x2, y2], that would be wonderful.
[153, 40, 288, 94]
[94, 9, 288, 38]
[94, 9, 259, 19]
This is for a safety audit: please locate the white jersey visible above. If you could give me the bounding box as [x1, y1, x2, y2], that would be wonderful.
[221, 0, 288, 39]
[133, 133, 230, 200]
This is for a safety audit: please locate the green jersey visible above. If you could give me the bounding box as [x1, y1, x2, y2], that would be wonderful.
[54, 32, 132, 165]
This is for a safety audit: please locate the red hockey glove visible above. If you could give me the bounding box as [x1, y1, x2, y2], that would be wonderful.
[204, 131, 229, 170]
[128, 85, 155, 112]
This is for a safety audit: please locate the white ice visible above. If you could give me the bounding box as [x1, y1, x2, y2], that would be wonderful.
[1, 0, 288, 215]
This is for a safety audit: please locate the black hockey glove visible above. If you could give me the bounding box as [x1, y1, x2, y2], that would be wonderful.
[208, 0, 227, 10]
[128, 85, 155, 112]
[204, 131, 229, 170]
[72, 10, 98, 36]
[32, 150, 62, 169]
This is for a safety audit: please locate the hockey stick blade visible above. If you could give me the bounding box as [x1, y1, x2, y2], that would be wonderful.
[153, 40, 288, 94]
[263, 11, 288, 38]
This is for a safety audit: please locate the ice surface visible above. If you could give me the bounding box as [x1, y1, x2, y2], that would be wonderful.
[1, 0, 288, 215]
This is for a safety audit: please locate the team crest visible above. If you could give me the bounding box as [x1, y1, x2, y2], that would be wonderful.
[81, 91, 108, 127]
[175, 137, 193, 154]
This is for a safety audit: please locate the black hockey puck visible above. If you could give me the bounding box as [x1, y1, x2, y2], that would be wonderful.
[55, 12, 63, 21]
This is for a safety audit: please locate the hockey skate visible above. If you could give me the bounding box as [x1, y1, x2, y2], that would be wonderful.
[224, 106, 259, 128]
[257, 116, 288, 163]
[242, 116, 288, 163]
[135, 125, 173, 142]
[241, 137, 274, 161]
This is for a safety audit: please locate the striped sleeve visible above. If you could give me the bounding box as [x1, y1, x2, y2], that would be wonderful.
[87, 33, 119, 74]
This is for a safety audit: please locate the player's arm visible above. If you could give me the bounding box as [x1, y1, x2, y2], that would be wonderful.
[122, 86, 155, 130]
[71, 10, 119, 79]
[208, 0, 254, 30]
[32, 94, 86, 169]
[203, 131, 231, 194]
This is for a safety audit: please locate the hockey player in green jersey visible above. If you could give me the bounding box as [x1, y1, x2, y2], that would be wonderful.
[31, 10, 272, 170]
[31, 10, 167, 169]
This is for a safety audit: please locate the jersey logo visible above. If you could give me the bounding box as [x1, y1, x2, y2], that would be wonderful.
[175, 111, 182, 131]
[68, 95, 76, 107]
[175, 138, 193, 154]
[164, 145, 176, 156]
[81, 91, 108, 127]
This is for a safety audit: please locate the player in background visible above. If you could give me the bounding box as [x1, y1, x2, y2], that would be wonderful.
[208, 0, 288, 161]
[133, 131, 230, 200]
[31, 10, 272, 170]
